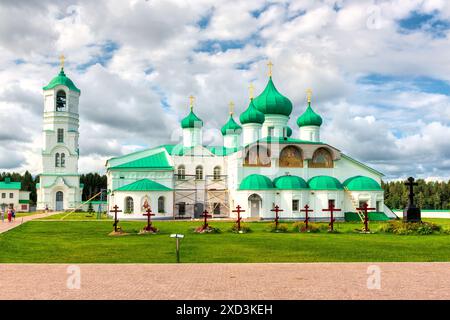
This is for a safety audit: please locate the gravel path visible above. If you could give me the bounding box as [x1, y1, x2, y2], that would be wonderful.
[0, 262, 448, 300]
[0, 211, 61, 234]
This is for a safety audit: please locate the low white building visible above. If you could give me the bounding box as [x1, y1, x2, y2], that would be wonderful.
[0, 178, 31, 212]
[105, 69, 396, 221]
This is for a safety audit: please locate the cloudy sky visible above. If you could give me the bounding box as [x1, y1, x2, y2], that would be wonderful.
[1, 0, 450, 180]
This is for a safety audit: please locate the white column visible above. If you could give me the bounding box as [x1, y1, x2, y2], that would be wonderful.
[224, 134, 240, 149]
[183, 127, 203, 147]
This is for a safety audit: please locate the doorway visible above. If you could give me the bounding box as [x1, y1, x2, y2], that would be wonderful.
[248, 194, 262, 218]
[55, 191, 64, 211]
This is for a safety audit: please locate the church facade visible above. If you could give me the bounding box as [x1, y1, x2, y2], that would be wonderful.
[106, 67, 396, 221]
[36, 63, 83, 211]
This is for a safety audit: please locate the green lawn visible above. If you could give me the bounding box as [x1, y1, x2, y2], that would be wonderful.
[0, 219, 448, 263]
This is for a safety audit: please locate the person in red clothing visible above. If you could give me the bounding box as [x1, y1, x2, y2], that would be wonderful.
[7, 208, 12, 222]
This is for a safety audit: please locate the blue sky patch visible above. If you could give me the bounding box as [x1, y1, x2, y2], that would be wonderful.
[77, 41, 119, 71]
[358, 74, 450, 95]
[398, 10, 450, 38]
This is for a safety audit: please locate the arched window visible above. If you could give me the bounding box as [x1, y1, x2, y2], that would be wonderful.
[125, 196, 134, 213]
[177, 165, 185, 180]
[213, 166, 221, 180]
[56, 90, 66, 111]
[60, 153, 66, 168]
[55, 153, 60, 167]
[309, 148, 333, 168]
[195, 166, 203, 180]
[279, 146, 303, 167]
[244, 145, 271, 167]
[158, 196, 165, 213]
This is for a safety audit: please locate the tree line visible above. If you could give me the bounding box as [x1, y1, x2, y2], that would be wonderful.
[382, 179, 450, 210]
[0, 172, 107, 205]
[1, 172, 449, 210]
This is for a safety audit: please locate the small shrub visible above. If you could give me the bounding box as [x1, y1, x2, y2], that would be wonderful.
[379, 221, 443, 235]
[230, 223, 251, 233]
[193, 225, 221, 233]
[269, 222, 289, 233]
[292, 222, 320, 233]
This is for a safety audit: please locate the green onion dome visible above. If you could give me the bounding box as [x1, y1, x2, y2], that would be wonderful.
[253, 77, 293, 116]
[308, 176, 343, 190]
[43, 68, 80, 93]
[181, 108, 203, 129]
[221, 114, 242, 135]
[274, 175, 308, 190]
[239, 174, 274, 190]
[286, 126, 292, 137]
[239, 99, 265, 124]
[343, 176, 383, 191]
[297, 102, 322, 127]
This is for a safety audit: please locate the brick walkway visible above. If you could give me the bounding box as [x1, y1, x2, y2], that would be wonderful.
[0, 263, 448, 300]
[0, 211, 61, 234]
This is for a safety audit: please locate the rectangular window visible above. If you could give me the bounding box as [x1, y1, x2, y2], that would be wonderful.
[1, 193, 5, 199]
[358, 200, 368, 209]
[328, 199, 335, 208]
[292, 200, 299, 212]
[21, 205, 27, 210]
[9, 193, 13, 199]
[213, 203, 221, 215]
[57, 128, 64, 143]
[268, 126, 274, 136]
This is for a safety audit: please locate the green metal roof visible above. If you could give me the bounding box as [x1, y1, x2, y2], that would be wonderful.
[308, 175, 343, 190]
[343, 176, 383, 191]
[239, 174, 274, 190]
[297, 102, 322, 127]
[110, 151, 172, 170]
[253, 77, 293, 116]
[43, 68, 80, 93]
[221, 114, 242, 135]
[181, 109, 203, 129]
[274, 175, 308, 190]
[239, 99, 265, 124]
[116, 179, 172, 192]
[19, 200, 30, 204]
[0, 178, 21, 190]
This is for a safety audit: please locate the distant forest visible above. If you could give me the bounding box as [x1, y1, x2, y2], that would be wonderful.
[1, 172, 449, 210]
[0, 172, 107, 205]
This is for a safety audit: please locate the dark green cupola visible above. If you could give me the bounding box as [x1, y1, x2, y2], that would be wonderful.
[253, 76, 293, 117]
[43, 68, 80, 93]
[239, 99, 265, 125]
[297, 95, 322, 127]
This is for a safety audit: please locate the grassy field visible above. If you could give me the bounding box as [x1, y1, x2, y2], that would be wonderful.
[0, 219, 448, 263]
[41, 211, 110, 220]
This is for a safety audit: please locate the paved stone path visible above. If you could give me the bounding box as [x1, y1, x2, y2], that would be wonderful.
[0, 211, 61, 234]
[0, 263, 448, 300]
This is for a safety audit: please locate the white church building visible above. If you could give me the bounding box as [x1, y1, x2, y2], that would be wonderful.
[105, 65, 396, 221]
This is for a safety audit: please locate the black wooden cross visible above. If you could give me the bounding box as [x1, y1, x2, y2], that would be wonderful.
[322, 203, 341, 231]
[232, 205, 245, 231]
[110, 205, 122, 232]
[356, 202, 376, 233]
[405, 177, 418, 207]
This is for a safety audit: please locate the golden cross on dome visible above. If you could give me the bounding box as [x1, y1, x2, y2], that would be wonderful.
[229, 101, 235, 115]
[267, 60, 273, 77]
[248, 83, 254, 99]
[306, 88, 312, 103]
[59, 54, 65, 69]
[189, 95, 195, 110]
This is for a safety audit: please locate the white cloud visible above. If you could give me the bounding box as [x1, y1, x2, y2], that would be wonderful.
[0, 0, 450, 179]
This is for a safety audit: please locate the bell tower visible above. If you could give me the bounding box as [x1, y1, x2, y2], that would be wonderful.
[36, 55, 83, 211]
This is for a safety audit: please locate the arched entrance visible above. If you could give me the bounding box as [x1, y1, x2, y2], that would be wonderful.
[248, 194, 262, 218]
[55, 191, 64, 211]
